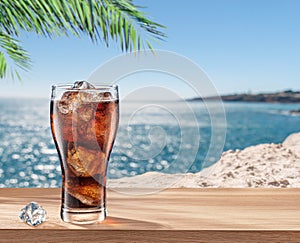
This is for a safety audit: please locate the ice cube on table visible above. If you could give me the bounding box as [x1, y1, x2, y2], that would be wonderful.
[19, 202, 47, 226]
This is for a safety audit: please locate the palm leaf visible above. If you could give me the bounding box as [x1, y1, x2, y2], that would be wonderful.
[0, 32, 31, 79]
[0, 0, 166, 79]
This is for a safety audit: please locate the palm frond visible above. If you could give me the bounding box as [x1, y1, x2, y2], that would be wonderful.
[0, 32, 31, 79]
[0, 0, 166, 79]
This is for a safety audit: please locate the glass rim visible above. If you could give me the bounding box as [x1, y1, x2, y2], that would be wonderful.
[52, 83, 118, 90]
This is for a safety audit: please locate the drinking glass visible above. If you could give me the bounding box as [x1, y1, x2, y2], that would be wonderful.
[50, 83, 119, 224]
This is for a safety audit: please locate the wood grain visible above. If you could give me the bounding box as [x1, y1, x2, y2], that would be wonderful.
[1, 188, 300, 242]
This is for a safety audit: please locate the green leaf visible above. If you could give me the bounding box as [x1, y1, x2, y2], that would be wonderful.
[131, 25, 137, 51]
[0, 32, 31, 79]
[0, 0, 166, 80]
[0, 52, 7, 78]
[124, 20, 129, 50]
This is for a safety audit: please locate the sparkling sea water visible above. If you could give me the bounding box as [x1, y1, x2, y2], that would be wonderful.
[0, 97, 300, 188]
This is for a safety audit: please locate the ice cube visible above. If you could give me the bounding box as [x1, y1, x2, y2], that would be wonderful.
[103, 92, 112, 99]
[57, 100, 71, 114]
[67, 182, 103, 206]
[97, 92, 113, 101]
[76, 104, 94, 121]
[57, 90, 94, 115]
[72, 81, 95, 90]
[67, 144, 106, 177]
[19, 202, 47, 226]
[79, 91, 100, 103]
[58, 91, 79, 114]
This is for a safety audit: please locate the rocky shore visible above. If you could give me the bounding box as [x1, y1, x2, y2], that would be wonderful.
[290, 109, 300, 115]
[189, 90, 300, 103]
[109, 133, 300, 188]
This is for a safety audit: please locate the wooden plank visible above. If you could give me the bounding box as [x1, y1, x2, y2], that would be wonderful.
[0, 188, 300, 242]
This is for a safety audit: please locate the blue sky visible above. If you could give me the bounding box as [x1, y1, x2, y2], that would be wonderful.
[1, 0, 300, 98]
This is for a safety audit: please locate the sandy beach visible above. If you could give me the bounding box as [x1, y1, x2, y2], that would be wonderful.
[109, 133, 300, 188]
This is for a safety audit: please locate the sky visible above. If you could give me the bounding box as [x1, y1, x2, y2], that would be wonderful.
[1, 0, 300, 98]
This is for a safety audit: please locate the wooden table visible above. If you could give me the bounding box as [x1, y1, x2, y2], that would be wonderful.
[1, 188, 300, 242]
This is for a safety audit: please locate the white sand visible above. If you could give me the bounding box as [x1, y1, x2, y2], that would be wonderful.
[108, 133, 300, 188]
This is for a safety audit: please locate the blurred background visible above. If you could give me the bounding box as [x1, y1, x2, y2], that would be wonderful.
[1, 0, 300, 187]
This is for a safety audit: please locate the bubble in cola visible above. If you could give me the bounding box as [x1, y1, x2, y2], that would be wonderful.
[51, 81, 119, 208]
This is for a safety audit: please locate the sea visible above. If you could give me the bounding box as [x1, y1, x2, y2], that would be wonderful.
[0, 97, 300, 188]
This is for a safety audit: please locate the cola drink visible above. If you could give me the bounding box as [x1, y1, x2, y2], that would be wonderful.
[50, 82, 119, 224]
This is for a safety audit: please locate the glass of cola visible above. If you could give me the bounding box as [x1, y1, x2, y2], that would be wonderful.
[50, 81, 119, 224]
